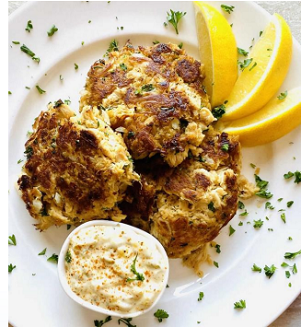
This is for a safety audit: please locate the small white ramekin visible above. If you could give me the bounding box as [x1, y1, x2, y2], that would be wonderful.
[57, 220, 169, 318]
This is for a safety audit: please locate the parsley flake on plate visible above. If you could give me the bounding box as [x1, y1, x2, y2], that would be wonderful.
[251, 264, 262, 273]
[118, 318, 136, 327]
[198, 292, 204, 301]
[74, 63, 79, 70]
[47, 253, 59, 263]
[238, 201, 245, 209]
[264, 264, 277, 278]
[166, 9, 186, 34]
[154, 309, 169, 322]
[38, 248, 47, 255]
[234, 299, 246, 309]
[8, 234, 17, 246]
[47, 25, 58, 37]
[221, 4, 235, 14]
[253, 219, 264, 229]
[277, 90, 287, 100]
[287, 201, 294, 208]
[238, 58, 253, 71]
[25, 20, 33, 32]
[284, 249, 301, 260]
[229, 225, 235, 236]
[94, 316, 112, 327]
[212, 104, 226, 119]
[237, 47, 248, 57]
[36, 85, 46, 94]
[8, 264, 16, 273]
[65, 250, 72, 263]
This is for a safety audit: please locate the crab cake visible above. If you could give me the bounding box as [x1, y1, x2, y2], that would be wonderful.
[80, 42, 215, 167]
[17, 101, 139, 230]
[122, 129, 249, 259]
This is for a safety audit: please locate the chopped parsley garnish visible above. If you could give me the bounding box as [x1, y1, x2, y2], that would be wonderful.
[253, 219, 264, 229]
[254, 174, 268, 189]
[81, 41, 84, 46]
[166, 9, 186, 34]
[60, 74, 63, 81]
[221, 143, 229, 152]
[284, 249, 301, 260]
[118, 318, 136, 327]
[229, 225, 236, 236]
[234, 299, 246, 309]
[249, 62, 257, 71]
[278, 198, 283, 202]
[17, 159, 23, 164]
[64, 99, 71, 105]
[281, 213, 286, 223]
[287, 201, 294, 208]
[120, 63, 127, 71]
[284, 171, 301, 184]
[288, 236, 293, 241]
[256, 190, 273, 199]
[153, 40, 160, 45]
[12, 41, 20, 44]
[74, 63, 79, 70]
[141, 84, 154, 92]
[213, 261, 219, 268]
[8, 234, 17, 246]
[47, 25, 58, 37]
[94, 316, 112, 327]
[25, 20, 33, 32]
[126, 253, 145, 282]
[67, 224, 71, 230]
[277, 91, 287, 100]
[239, 210, 248, 217]
[24, 146, 34, 159]
[237, 47, 248, 57]
[250, 163, 256, 169]
[215, 244, 221, 254]
[198, 292, 204, 301]
[284, 171, 294, 179]
[8, 91, 12, 95]
[38, 248, 47, 256]
[251, 264, 262, 273]
[238, 58, 253, 71]
[20, 44, 35, 57]
[285, 271, 291, 278]
[88, 20, 91, 23]
[178, 42, 183, 49]
[154, 309, 169, 323]
[238, 221, 243, 226]
[106, 39, 119, 55]
[8, 264, 16, 273]
[128, 131, 135, 139]
[47, 253, 59, 263]
[221, 4, 235, 14]
[238, 201, 245, 209]
[36, 85, 46, 94]
[265, 202, 274, 210]
[212, 104, 226, 119]
[65, 250, 72, 263]
[264, 264, 277, 278]
[25, 86, 30, 90]
[208, 201, 216, 212]
[289, 282, 292, 287]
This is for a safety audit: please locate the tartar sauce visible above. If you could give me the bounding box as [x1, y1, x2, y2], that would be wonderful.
[65, 224, 168, 314]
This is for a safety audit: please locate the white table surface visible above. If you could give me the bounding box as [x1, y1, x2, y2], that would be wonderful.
[8, 1, 301, 326]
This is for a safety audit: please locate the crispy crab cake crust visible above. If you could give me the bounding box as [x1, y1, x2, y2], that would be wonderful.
[17, 101, 138, 230]
[80, 42, 215, 167]
[122, 128, 250, 258]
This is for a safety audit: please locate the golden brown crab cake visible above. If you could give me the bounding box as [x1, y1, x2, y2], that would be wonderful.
[80, 42, 215, 167]
[17, 101, 139, 230]
[121, 130, 245, 258]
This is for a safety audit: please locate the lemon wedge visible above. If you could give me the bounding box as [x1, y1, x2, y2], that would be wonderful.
[194, 2, 237, 107]
[222, 13, 293, 121]
[216, 87, 301, 146]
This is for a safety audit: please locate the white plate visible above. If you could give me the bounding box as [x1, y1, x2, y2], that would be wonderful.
[8, 2, 301, 327]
